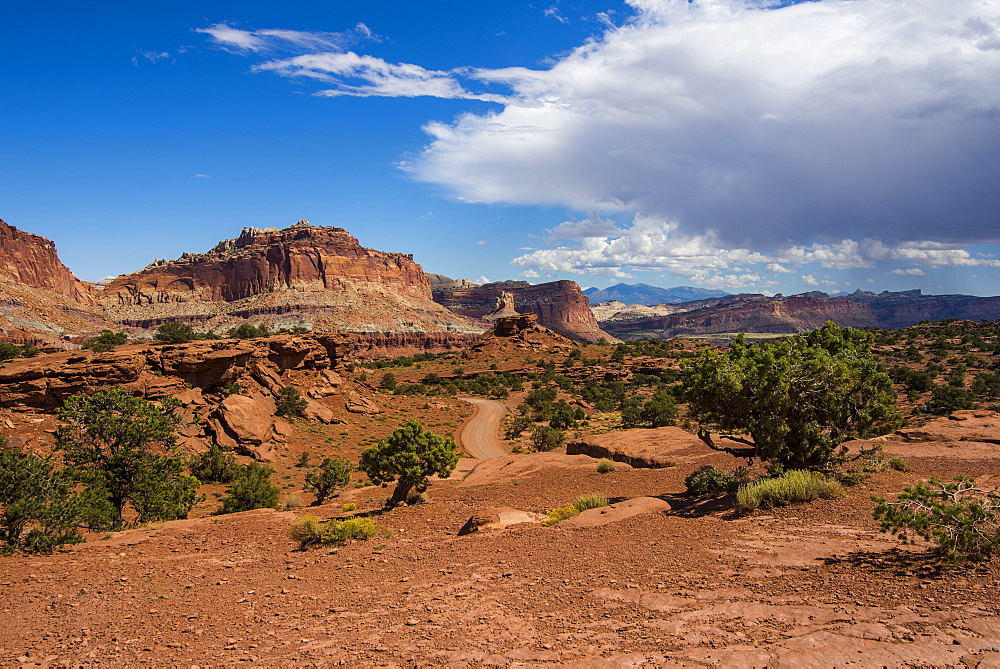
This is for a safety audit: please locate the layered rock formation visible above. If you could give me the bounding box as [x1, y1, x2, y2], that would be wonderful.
[600, 290, 1000, 340]
[462, 313, 576, 359]
[100, 222, 483, 339]
[434, 280, 615, 342]
[0, 333, 374, 461]
[0, 220, 106, 347]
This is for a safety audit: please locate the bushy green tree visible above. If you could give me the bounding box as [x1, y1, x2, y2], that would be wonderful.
[305, 457, 353, 505]
[217, 462, 281, 514]
[529, 425, 566, 452]
[275, 386, 307, 417]
[227, 323, 271, 339]
[379, 372, 397, 391]
[81, 330, 128, 353]
[0, 439, 88, 553]
[188, 443, 241, 483]
[926, 384, 976, 415]
[681, 322, 902, 470]
[154, 321, 195, 344]
[56, 389, 188, 529]
[0, 342, 39, 361]
[358, 420, 458, 506]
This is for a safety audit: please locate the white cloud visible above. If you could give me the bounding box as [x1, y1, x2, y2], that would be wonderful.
[132, 50, 170, 66]
[196, 22, 378, 54]
[406, 0, 1000, 253]
[191, 173, 211, 179]
[476, 240, 488, 245]
[889, 267, 926, 276]
[801, 274, 819, 287]
[476, 275, 490, 284]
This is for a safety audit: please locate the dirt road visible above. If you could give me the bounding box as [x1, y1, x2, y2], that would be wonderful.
[457, 398, 509, 459]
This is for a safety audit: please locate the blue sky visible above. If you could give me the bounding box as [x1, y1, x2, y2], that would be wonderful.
[2, 0, 999, 297]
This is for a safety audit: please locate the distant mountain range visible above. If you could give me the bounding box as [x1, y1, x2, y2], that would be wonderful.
[598, 289, 1000, 340]
[583, 283, 729, 306]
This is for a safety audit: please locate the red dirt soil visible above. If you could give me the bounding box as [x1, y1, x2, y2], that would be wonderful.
[3, 434, 1000, 667]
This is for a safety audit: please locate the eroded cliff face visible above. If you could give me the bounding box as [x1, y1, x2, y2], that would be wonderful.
[0, 220, 94, 304]
[0, 220, 106, 346]
[433, 280, 616, 343]
[99, 222, 482, 337]
[600, 290, 1000, 340]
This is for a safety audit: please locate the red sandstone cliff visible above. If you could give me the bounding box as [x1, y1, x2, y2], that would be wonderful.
[433, 280, 616, 343]
[0, 220, 106, 346]
[99, 222, 482, 338]
[0, 220, 94, 304]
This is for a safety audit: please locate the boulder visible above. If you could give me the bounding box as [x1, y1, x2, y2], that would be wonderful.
[566, 427, 708, 468]
[303, 400, 340, 424]
[345, 390, 382, 414]
[217, 395, 273, 445]
[558, 497, 671, 529]
[458, 507, 544, 535]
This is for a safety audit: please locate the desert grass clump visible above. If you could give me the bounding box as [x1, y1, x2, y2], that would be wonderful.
[406, 491, 429, 505]
[735, 470, 844, 514]
[543, 493, 610, 526]
[288, 515, 380, 549]
[596, 458, 616, 474]
[889, 457, 909, 472]
[341, 502, 358, 512]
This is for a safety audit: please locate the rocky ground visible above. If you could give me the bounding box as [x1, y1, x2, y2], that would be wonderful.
[3, 418, 1000, 667]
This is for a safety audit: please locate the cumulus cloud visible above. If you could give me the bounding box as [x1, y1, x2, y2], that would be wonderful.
[408, 0, 1000, 253]
[889, 268, 926, 276]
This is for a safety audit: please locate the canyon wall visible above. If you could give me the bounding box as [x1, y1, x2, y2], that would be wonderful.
[433, 280, 615, 342]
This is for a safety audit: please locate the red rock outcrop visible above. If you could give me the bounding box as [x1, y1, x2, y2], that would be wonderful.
[434, 280, 615, 342]
[0, 333, 367, 461]
[566, 427, 711, 468]
[0, 220, 106, 347]
[0, 220, 94, 304]
[99, 222, 482, 338]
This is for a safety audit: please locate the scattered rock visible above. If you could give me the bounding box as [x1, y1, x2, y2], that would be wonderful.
[216, 395, 273, 445]
[345, 390, 382, 414]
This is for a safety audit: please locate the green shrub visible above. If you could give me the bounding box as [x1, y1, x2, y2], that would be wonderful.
[153, 321, 195, 344]
[685, 465, 738, 495]
[217, 462, 281, 514]
[0, 342, 41, 361]
[288, 514, 379, 549]
[529, 425, 565, 452]
[81, 330, 128, 353]
[888, 457, 909, 472]
[276, 386, 307, 418]
[504, 415, 533, 440]
[596, 458, 616, 474]
[735, 470, 845, 514]
[304, 457, 353, 505]
[188, 443, 241, 483]
[227, 323, 271, 339]
[379, 372, 397, 391]
[873, 477, 1000, 562]
[926, 385, 976, 415]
